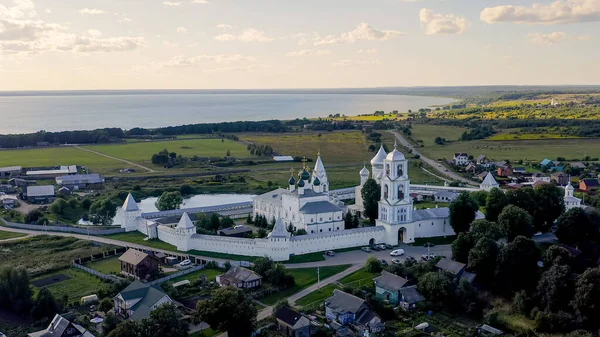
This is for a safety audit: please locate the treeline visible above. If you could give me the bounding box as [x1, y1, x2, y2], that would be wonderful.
[247, 144, 274, 156]
[0, 128, 124, 148]
[460, 125, 495, 141]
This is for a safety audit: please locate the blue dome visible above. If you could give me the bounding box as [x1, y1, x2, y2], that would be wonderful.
[297, 179, 305, 187]
[288, 176, 296, 185]
[300, 169, 310, 180]
[313, 177, 321, 186]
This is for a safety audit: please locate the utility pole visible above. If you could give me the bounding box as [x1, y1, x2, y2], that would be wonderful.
[317, 267, 320, 290]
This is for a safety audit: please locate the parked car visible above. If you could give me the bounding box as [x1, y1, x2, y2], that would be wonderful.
[361, 247, 372, 253]
[391, 259, 401, 264]
[421, 254, 437, 261]
[180, 259, 192, 267]
[380, 259, 388, 267]
[390, 249, 405, 256]
[405, 256, 417, 264]
[377, 244, 387, 250]
[370, 245, 381, 251]
[325, 251, 336, 257]
[385, 244, 395, 250]
[423, 242, 435, 248]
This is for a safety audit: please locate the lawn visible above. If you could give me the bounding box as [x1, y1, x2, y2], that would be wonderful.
[84, 138, 251, 164]
[408, 124, 469, 147]
[103, 232, 179, 251]
[32, 268, 109, 300]
[338, 267, 379, 288]
[190, 328, 219, 337]
[240, 131, 373, 164]
[0, 230, 27, 240]
[296, 283, 340, 307]
[85, 256, 121, 274]
[260, 264, 351, 305]
[414, 201, 449, 210]
[0, 147, 123, 174]
[487, 133, 581, 141]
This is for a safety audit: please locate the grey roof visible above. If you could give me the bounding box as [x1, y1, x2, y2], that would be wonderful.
[325, 289, 365, 315]
[119, 249, 150, 266]
[570, 162, 586, 169]
[275, 306, 311, 329]
[0, 166, 21, 173]
[476, 155, 486, 161]
[223, 266, 262, 282]
[218, 226, 253, 235]
[269, 218, 291, 238]
[460, 271, 477, 283]
[286, 188, 322, 198]
[454, 153, 468, 157]
[28, 314, 95, 337]
[481, 172, 499, 187]
[117, 281, 169, 321]
[412, 207, 450, 221]
[123, 193, 140, 212]
[373, 271, 408, 292]
[56, 174, 104, 184]
[299, 201, 343, 214]
[253, 188, 286, 206]
[434, 191, 458, 199]
[26, 185, 55, 197]
[176, 212, 195, 230]
[399, 286, 425, 304]
[436, 258, 466, 275]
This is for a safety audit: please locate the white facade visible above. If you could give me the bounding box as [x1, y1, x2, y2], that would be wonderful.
[453, 153, 469, 166]
[480, 172, 499, 191]
[564, 184, 582, 211]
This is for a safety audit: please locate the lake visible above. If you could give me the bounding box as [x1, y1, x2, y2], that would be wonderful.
[136, 193, 256, 213]
[0, 92, 454, 134]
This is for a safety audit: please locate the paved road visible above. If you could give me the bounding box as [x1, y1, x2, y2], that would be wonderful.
[389, 131, 477, 187]
[75, 146, 156, 173]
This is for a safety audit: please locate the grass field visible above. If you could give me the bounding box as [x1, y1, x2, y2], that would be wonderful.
[162, 268, 223, 286]
[338, 267, 379, 287]
[408, 124, 468, 146]
[85, 256, 121, 274]
[32, 268, 109, 300]
[0, 230, 27, 240]
[260, 264, 351, 305]
[190, 328, 219, 337]
[84, 138, 251, 164]
[487, 133, 581, 141]
[103, 232, 179, 251]
[241, 131, 373, 164]
[296, 283, 340, 307]
[0, 147, 123, 174]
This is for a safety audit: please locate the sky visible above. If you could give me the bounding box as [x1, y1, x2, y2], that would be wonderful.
[0, 0, 599, 90]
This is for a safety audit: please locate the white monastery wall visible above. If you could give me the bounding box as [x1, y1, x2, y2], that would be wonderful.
[289, 227, 385, 255]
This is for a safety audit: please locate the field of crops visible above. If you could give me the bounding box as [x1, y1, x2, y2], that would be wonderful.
[408, 124, 468, 146]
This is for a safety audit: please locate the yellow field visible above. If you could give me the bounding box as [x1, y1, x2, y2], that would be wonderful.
[487, 133, 581, 141]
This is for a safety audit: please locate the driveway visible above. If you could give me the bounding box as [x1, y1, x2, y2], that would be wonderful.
[389, 131, 477, 187]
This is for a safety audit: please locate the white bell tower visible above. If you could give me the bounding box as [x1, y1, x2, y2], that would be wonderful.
[378, 142, 413, 224]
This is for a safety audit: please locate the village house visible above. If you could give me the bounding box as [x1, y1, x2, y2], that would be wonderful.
[476, 155, 489, 166]
[24, 185, 56, 204]
[410, 193, 424, 202]
[0, 166, 22, 178]
[434, 191, 458, 203]
[118, 249, 160, 280]
[436, 258, 476, 283]
[114, 281, 172, 321]
[398, 286, 425, 311]
[465, 163, 477, 174]
[580, 179, 600, 192]
[539, 159, 555, 168]
[274, 306, 312, 337]
[216, 265, 262, 289]
[532, 173, 551, 183]
[373, 270, 408, 305]
[512, 167, 527, 175]
[551, 172, 570, 186]
[28, 313, 95, 337]
[497, 166, 513, 177]
[569, 162, 587, 170]
[453, 153, 469, 166]
[325, 290, 384, 334]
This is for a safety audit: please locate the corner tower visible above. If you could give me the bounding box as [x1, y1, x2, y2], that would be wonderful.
[378, 142, 413, 224]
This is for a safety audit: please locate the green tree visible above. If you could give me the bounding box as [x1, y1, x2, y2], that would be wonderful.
[30, 287, 58, 322]
[49, 198, 68, 215]
[555, 208, 596, 246]
[495, 236, 541, 293]
[418, 271, 454, 305]
[102, 312, 119, 336]
[533, 183, 565, 232]
[469, 219, 503, 242]
[256, 228, 267, 238]
[506, 188, 537, 217]
[536, 264, 573, 312]
[544, 245, 572, 267]
[467, 237, 499, 283]
[451, 232, 473, 264]
[361, 178, 380, 224]
[343, 212, 354, 229]
[497, 205, 533, 242]
[179, 184, 194, 195]
[25, 209, 44, 224]
[155, 191, 183, 211]
[470, 190, 489, 207]
[511, 290, 529, 315]
[89, 198, 117, 226]
[485, 188, 508, 222]
[195, 287, 257, 337]
[0, 266, 33, 316]
[139, 303, 189, 337]
[107, 320, 141, 337]
[226, 149, 231, 157]
[365, 256, 383, 273]
[81, 198, 93, 210]
[98, 297, 113, 313]
[352, 213, 360, 228]
[572, 268, 600, 328]
[449, 192, 479, 234]
[220, 216, 234, 229]
[294, 229, 307, 236]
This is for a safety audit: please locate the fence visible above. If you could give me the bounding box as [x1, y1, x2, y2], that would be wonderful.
[73, 263, 125, 283]
[147, 264, 206, 286]
[0, 218, 125, 236]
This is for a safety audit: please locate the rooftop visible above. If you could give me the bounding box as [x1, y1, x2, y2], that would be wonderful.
[26, 185, 55, 197]
[218, 225, 253, 236]
[117, 281, 169, 321]
[436, 258, 466, 275]
[118, 249, 151, 266]
[373, 271, 408, 292]
[0, 166, 21, 173]
[299, 200, 343, 214]
[399, 286, 425, 304]
[325, 289, 365, 314]
[275, 306, 310, 329]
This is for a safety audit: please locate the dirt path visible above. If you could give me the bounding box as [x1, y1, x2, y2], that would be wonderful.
[75, 146, 156, 173]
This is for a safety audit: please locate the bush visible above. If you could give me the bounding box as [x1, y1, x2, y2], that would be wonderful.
[365, 256, 382, 273]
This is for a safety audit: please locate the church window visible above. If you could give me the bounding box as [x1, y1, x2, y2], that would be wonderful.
[311, 230, 314, 234]
[292, 215, 295, 220]
[397, 165, 403, 177]
[329, 217, 331, 220]
[398, 185, 404, 199]
[384, 185, 389, 199]
[337, 227, 339, 230]
[311, 218, 314, 222]
[419, 224, 421, 227]
[386, 164, 390, 175]
[432, 222, 434, 226]
[329, 228, 331, 231]
[320, 217, 323, 221]
[320, 229, 322, 233]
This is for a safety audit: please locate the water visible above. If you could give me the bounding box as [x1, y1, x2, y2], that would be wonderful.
[136, 193, 256, 213]
[0, 92, 454, 134]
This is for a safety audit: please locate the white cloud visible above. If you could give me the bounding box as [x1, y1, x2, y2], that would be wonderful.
[314, 23, 404, 46]
[481, 0, 600, 24]
[87, 29, 102, 37]
[332, 59, 381, 67]
[176, 26, 188, 33]
[419, 9, 468, 35]
[216, 24, 233, 30]
[45, 9, 51, 14]
[162, 1, 182, 6]
[163, 0, 209, 7]
[357, 48, 378, 54]
[190, 0, 210, 3]
[78, 8, 106, 15]
[214, 28, 273, 43]
[0, 0, 36, 20]
[286, 49, 331, 56]
[120, 17, 133, 23]
[528, 31, 590, 45]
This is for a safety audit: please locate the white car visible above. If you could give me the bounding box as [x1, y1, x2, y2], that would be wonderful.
[389, 249, 405, 256]
[180, 259, 192, 267]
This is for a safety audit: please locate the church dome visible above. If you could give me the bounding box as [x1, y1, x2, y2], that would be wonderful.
[386, 149, 405, 162]
[566, 183, 574, 190]
[300, 168, 310, 181]
[288, 176, 296, 185]
[313, 177, 321, 186]
[360, 166, 370, 176]
[370, 145, 387, 167]
[297, 179, 305, 187]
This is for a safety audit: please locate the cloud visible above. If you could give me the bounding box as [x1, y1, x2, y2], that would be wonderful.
[215, 28, 273, 42]
[527, 31, 591, 45]
[120, 17, 133, 23]
[216, 24, 232, 29]
[190, 0, 210, 3]
[45, 9, 51, 14]
[163, 0, 209, 6]
[357, 48, 378, 54]
[78, 8, 106, 15]
[314, 23, 404, 46]
[163, 1, 182, 6]
[176, 26, 188, 33]
[286, 49, 331, 56]
[87, 29, 102, 37]
[419, 9, 468, 35]
[481, 0, 600, 24]
[132, 54, 259, 72]
[332, 59, 381, 67]
[0, 0, 36, 20]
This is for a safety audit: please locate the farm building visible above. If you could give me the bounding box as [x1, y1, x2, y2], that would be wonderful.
[273, 156, 295, 162]
[0, 166, 22, 178]
[24, 185, 56, 203]
[26, 165, 77, 179]
[434, 191, 458, 203]
[56, 174, 105, 190]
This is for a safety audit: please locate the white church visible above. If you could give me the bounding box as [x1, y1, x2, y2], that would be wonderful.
[114, 141, 579, 261]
